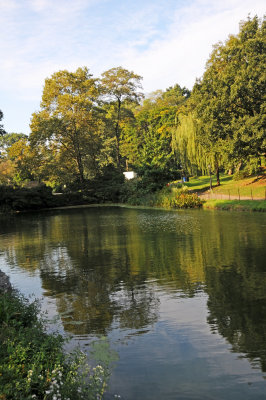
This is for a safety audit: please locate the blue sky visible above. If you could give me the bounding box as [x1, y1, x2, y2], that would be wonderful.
[0, 0, 265, 134]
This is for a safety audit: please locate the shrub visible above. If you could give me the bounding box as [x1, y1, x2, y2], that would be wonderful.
[0, 185, 55, 211]
[152, 186, 202, 209]
[233, 170, 249, 181]
[122, 184, 202, 209]
[0, 291, 116, 400]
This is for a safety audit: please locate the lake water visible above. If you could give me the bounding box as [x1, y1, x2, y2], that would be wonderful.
[0, 206, 266, 399]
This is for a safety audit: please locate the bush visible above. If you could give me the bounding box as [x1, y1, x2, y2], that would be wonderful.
[233, 170, 249, 181]
[135, 166, 180, 193]
[0, 291, 115, 400]
[0, 185, 99, 211]
[0, 185, 55, 212]
[233, 157, 263, 181]
[152, 186, 202, 209]
[121, 183, 202, 209]
[86, 165, 125, 203]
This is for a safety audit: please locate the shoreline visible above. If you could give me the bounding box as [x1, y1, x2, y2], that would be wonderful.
[1, 200, 265, 215]
[0, 270, 12, 293]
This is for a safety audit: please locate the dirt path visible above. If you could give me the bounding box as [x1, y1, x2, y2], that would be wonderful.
[198, 192, 265, 201]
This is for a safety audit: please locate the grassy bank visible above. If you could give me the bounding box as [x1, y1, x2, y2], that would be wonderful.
[2, 171, 265, 213]
[184, 173, 266, 199]
[0, 289, 114, 400]
[203, 199, 266, 211]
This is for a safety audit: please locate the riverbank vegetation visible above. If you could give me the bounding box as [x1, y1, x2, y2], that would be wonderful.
[0, 288, 114, 399]
[122, 181, 203, 208]
[185, 173, 266, 211]
[203, 199, 266, 211]
[0, 16, 265, 211]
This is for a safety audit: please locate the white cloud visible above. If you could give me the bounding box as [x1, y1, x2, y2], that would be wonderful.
[0, 0, 18, 10]
[0, 0, 265, 133]
[120, 0, 265, 91]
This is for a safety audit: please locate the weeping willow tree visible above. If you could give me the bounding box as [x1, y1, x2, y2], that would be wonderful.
[172, 113, 209, 176]
[172, 112, 229, 183]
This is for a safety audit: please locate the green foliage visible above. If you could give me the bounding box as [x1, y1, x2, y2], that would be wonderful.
[119, 178, 146, 205]
[203, 199, 266, 211]
[136, 166, 179, 191]
[101, 66, 144, 167]
[0, 291, 115, 399]
[88, 164, 125, 202]
[121, 180, 202, 209]
[0, 185, 55, 212]
[0, 159, 15, 185]
[152, 186, 203, 209]
[241, 157, 263, 176]
[101, 66, 143, 105]
[7, 138, 45, 183]
[184, 173, 266, 199]
[172, 112, 208, 175]
[192, 16, 266, 171]
[233, 170, 250, 180]
[119, 165, 181, 205]
[0, 133, 28, 159]
[30, 67, 106, 184]
[121, 84, 189, 174]
[4, 19, 265, 193]
[52, 191, 98, 207]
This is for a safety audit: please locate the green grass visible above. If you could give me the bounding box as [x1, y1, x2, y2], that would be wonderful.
[184, 176, 214, 190]
[183, 174, 232, 191]
[183, 173, 266, 199]
[203, 199, 266, 211]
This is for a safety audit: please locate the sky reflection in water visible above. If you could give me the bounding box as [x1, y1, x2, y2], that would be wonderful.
[0, 207, 266, 399]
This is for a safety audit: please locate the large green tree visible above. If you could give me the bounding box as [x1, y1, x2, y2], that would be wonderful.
[101, 67, 143, 168]
[192, 15, 266, 181]
[0, 132, 27, 154]
[0, 132, 28, 185]
[7, 137, 45, 183]
[121, 85, 190, 178]
[30, 67, 106, 185]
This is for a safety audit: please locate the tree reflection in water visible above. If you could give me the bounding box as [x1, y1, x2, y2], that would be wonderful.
[0, 207, 265, 376]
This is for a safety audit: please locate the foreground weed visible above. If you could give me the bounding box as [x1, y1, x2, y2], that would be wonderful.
[0, 291, 116, 400]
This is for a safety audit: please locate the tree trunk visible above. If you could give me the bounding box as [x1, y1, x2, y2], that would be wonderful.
[216, 165, 220, 186]
[236, 161, 242, 173]
[73, 125, 85, 184]
[115, 98, 121, 168]
[76, 150, 85, 184]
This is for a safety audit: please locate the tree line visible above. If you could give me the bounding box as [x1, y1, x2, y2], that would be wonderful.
[0, 16, 265, 190]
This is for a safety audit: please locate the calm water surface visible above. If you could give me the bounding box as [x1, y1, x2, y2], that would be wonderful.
[0, 206, 266, 399]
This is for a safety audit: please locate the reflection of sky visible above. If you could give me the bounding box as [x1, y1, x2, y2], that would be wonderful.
[1, 253, 266, 399]
[0, 260, 65, 335]
[108, 292, 266, 400]
[1, 208, 266, 399]
[0, 261, 42, 298]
